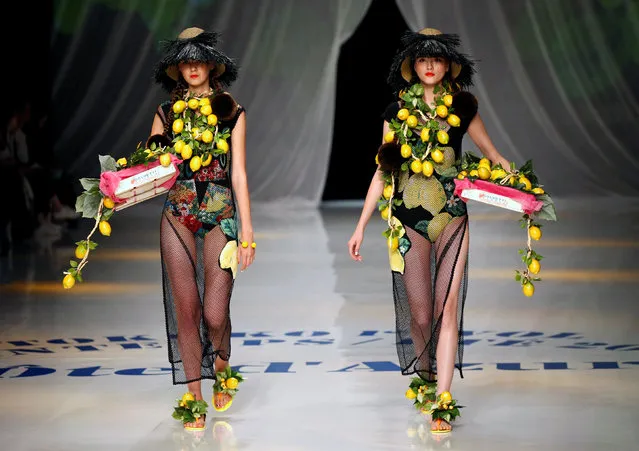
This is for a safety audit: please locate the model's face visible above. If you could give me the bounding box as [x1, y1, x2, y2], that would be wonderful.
[178, 61, 213, 88]
[414, 56, 449, 86]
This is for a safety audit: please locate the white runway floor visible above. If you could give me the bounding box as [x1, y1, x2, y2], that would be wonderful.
[1, 198, 638, 450]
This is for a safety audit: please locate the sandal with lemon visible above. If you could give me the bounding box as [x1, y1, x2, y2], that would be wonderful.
[172, 392, 209, 431]
[212, 367, 244, 412]
[405, 378, 462, 434]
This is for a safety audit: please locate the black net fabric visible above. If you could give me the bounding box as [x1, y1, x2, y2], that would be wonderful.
[160, 212, 234, 384]
[392, 216, 469, 382]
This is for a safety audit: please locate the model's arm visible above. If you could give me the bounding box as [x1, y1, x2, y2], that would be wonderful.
[347, 121, 389, 261]
[467, 112, 511, 171]
[230, 111, 255, 271]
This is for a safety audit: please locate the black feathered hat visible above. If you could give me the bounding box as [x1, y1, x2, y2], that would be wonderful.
[154, 27, 239, 92]
[388, 28, 476, 94]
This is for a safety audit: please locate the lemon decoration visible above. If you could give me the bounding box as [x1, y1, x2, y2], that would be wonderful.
[529, 225, 542, 240]
[400, 144, 412, 158]
[187, 98, 199, 110]
[478, 166, 491, 180]
[447, 114, 461, 127]
[433, 147, 455, 175]
[406, 389, 417, 400]
[191, 127, 201, 140]
[199, 97, 211, 106]
[216, 139, 229, 153]
[381, 206, 390, 220]
[437, 130, 449, 144]
[174, 140, 185, 154]
[226, 377, 239, 390]
[189, 156, 202, 172]
[406, 115, 418, 128]
[403, 174, 446, 215]
[469, 169, 479, 177]
[117, 157, 127, 167]
[383, 185, 394, 200]
[200, 105, 213, 116]
[532, 187, 545, 195]
[420, 128, 430, 142]
[522, 282, 535, 297]
[388, 236, 399, 251]
[99, 221, 111, 236]
[201, 130, 214, 143]
[427, 212, 452, 242]
[410, 159, 423, 174]
[519, 176, 532, 191]
[479, 158, 491, 169]
[181, 145, 193, 160]
[74, 245, 86, 259]
[422, 161, 434, 177]
[384, 131, 395, 143]
[103, 197, 115, 209]
[172, 100, 186, 114]
[431, 149, 444, 164]
[491, 168, 507, 180]
[439, 391, 452, 404]
[528, 259, 540, 274]
[397, 108, 410, 121]
[62, 274, 76, 289]
[160, 153, 172, 167]
[207, 114, 218, 126]
[436, 105, 448, 118]
[182, 392, 196, 403]
[443, 94, 453, 107]
[219, 241, 239, 279]
[201, 154, 212, 167]
[172, 119, 184, 134]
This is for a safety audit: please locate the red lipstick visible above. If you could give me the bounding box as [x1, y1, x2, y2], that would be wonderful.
[425, 71, 435, 77]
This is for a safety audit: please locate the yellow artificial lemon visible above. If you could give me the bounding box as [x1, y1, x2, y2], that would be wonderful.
[201, 130, 214, 143]
[159, 153, 172, 167]
[74, 245, 86, 259]
[469, 169, 479, 177]
[400, 144, 412, 158]
[172, 119, 184, 134]
[181, 145, 193, 160]
[437, 130, 449, 145]
[199, 97, 211, 106]
[103, 197, 115, 209]
[62, 274, 76, 290]
[447, 114, 461, 127]
[422, 161, 434, 177]
[172, 100, 186, 114]
[173, 140, 185, 154]
[523, 282, 535, 297]
[182, 392, 195, 403]
[99, 220, 111, 237]
[117, 157, 127, 167]
[388, 236, 399, 251]
[528, 259, 541, 274]
[457, 170, 467, 180]
[200, 105, 213, 116]
[397, 108, 410, 121]
[187, 98, 199, 110]
[226, 377, 239, 390]
[420, 128, 430, 142]
[405, 389, 417, 400]
[384, 131, 395, 143]
[406, 115, 418, 128]
[216, 139, 229, 153]
[381, 207, 390, 220]
[191, 127, 201, 140]
[410, 159, 423, 174]
[201, 154, 212, 167]
[443, 94, 453, 107]
[478, 166, 491, 180]
[207, 114, 218, 126]
[439, 391, 452, 404]
[532, 187, 545, 195]
[491, 168, 507, 180]
[479, 158, 491, 169]
[519, 176, 532, 191]
[436, 105, 448, 118]
[431, 149, 444, 164]
[189, 156, 202, 172]
[383, 185, 394, 199]
[529, 225, 542, 241]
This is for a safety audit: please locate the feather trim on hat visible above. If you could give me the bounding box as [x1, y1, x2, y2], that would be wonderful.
[388, 31, 476, 94]
[154, 30, 239, 92]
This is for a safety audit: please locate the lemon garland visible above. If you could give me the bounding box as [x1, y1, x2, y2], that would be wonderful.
[457, 153, 556, 296]
[213, 366, 244, 396]
[405, 377, 462, 423]
[170, 93, 231, 173]
[378, 83, 461, 267]
[172, 392, 208, 425]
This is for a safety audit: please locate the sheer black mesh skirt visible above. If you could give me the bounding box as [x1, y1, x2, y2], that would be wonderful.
[160, 212, 234, 385]
[392, 215, 469, 382]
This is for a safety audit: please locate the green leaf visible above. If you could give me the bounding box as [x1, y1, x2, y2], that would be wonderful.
[535, 194, 557, 222]
[439, 167, 459, 178]
[79, 178, 100, 192]
[70, 260, 78, 268]
[99, 155, 118, 173]
[76, 272, 84, 283]
[150, 142, 156, 151]
[82, 193, 102, 219]
[400, 162, 408, 172]
[75, 193, 87, 214]
[101, 209, 114, 221]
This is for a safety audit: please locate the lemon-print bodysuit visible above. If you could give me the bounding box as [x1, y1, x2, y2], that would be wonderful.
[383, 91, 478, 383]
[157, 93, 244, 385]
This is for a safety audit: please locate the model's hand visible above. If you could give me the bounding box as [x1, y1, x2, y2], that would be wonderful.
[237, 240, 255, 272]
[347, 228, 364, 262]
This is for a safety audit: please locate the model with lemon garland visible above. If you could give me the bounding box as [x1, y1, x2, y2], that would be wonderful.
[348, 28, 512, 434]
[150, 28, 253, 431]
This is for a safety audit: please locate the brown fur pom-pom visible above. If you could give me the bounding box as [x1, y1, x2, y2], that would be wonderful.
[451, 91, 478, 121]
[377, 142, 405, 172]
[211, 92, 239, 120]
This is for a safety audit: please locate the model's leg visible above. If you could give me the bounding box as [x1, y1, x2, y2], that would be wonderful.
[399, 227, 435, 378]
[431, 216, 469, 432]
[161, 213, 205, 428]
[203, 226, 234, 409]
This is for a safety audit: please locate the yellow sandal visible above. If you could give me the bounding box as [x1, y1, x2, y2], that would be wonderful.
[172, 392, 208, 431]
[212, 367, 244, 412]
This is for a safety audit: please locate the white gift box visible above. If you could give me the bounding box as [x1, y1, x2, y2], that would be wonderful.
[112, 164, 177, 211]
[460, 188, 525, 213]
